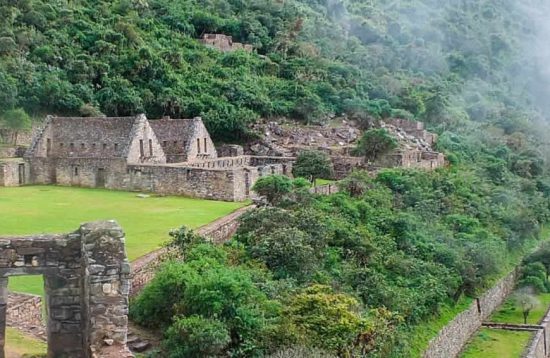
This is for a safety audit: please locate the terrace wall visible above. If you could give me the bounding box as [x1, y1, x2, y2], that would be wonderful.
[423, 270, 518, 358]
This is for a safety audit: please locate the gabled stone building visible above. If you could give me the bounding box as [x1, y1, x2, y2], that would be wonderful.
[149, 117, 217, 163]
[21, 114, 293, 201]
[25, 114, 165, 188]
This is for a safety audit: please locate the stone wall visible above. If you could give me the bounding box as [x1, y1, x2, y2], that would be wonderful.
[125, 164, 242, 201]
[423, 270, 517, 358]
[310, 184, 339, 195]
[217, 144, 244, 158]
[149, 117, 217, 163]
[519, 305, 550, 358]
[331, 156, 365, 179]
[6, 292, 43, 331]
[0, 221, 131, 358]
[524, 329, 545, 358]
[53, 158, 128, 189]
[0, 159, 25, 187]
[130, 206, 252, 296]
[0, 146, 26, 158]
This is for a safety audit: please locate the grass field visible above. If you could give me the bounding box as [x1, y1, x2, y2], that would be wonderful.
[0, 185, 245, 294]
[5, 327, 47, 357]
[490, 293, 550, 325]
[461, 328, 532, 358]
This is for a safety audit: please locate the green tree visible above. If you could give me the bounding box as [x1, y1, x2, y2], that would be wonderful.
[292, 150, 333, 186]
[354, 128, 398, 161]
[252, 175, 293, 205]
[526, 242, 550, 280]
[1, 108, 31, 144]
[512, 289, 540, 324]
[248, 227, 318, 281]
[284, 285, 366, 355]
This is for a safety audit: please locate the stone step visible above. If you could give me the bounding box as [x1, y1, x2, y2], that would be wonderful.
[130, 340, 151, 353]
[127, 334, 139, 344]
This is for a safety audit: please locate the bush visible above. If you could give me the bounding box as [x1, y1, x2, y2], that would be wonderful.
[164, 315, 230, 358]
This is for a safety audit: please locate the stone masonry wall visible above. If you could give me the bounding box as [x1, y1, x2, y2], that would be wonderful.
[0, 161, 20, 187]
[423, 270, 517, 358]
[0, 221, 131, 358]
[310, 184, 339, 195]
[124, 164, 241, 201]
[200, 34, 253, 52]
[524, 329, 545, 358]
[6, 292, 43, 331]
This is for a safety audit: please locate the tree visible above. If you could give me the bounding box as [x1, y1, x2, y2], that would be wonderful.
[248, 227, 318, 281]
[512, 288, 540, 324]
[353, 128, 398, 161]
[166, 226, 205, 257]
[252, 175, 293, 205]
[518, 262, 548, 294]
[1, 108, 31, 144]
[526, 242, 550, 280]
[338, 170, 372, 197]
[284, 285, 366, 355]
[292, 150, 333, 186]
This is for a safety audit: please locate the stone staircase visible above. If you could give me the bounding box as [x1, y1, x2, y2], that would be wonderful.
[127, 329, 153, 354]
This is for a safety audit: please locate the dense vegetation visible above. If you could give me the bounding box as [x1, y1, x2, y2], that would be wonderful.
[2, 0, 550, 142]
[132, 121, 550, 356]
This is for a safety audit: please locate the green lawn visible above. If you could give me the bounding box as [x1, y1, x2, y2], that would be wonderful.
[461, 328, 532, 358]
[490, 293, 550, 325]
[0, 185, 245, 294]
[315, 179, 336, 186]
[5, 327, 47, 357]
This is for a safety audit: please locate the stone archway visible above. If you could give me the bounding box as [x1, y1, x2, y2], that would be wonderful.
[0, 221, 132, 358]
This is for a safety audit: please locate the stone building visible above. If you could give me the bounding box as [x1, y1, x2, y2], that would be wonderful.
[376, 119, 445, 170]
[20, 114, 294, 202]
[149, 117, 217, 162]
[200, 34, 253, 52]
[0, 159, 26, 187]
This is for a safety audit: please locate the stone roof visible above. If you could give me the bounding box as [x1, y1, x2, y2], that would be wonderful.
[148, 117, 199, 143]
[49, 115, 140, 158]
[25, 115, 145, 159]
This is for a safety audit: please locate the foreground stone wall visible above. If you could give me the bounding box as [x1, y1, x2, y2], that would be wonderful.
[0, 221, 131, 358]
[423, 270, 517, 358]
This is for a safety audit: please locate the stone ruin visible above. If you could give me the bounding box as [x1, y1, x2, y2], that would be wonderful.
[0, 221, 131, 358]
[200, 34, 253, 52]
[1, 114, 295, 201]
[248, 118, 445, 178]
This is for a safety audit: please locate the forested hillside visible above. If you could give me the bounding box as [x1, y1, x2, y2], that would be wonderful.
[1, 0, 550, 141]
[3, 0, 550, 357]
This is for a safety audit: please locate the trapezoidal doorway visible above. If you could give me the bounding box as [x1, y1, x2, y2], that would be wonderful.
[0, 221, 132, 358]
